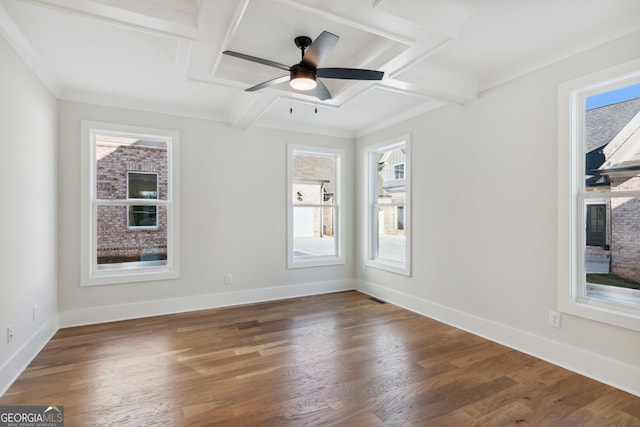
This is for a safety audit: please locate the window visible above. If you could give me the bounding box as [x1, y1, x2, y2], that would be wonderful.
[365, 135, 411, 275]
[81, 121, 180, 285]
[585, 203, 606, 247]
[394, 163, 405, 179]
[397, 206, 405, 231]
[558, 59, 640, 330]
[127, 172, 158, 228]
[287, 145, 344, 268]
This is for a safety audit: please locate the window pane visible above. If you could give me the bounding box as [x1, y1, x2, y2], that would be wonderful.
[376, 204, 406, 262]
[293, 182, 334, 205]
[96, 204, 167, 269]
[584, 197, 640, 306]
[293, 206, 336, 257]
[584, 85, 640, 192]
[96, 135, 167, 200]
[129, 205, 157, 227]
[128, 172, 158, 199]
[292, 152, 335, 205]
[397, 205, 405, 231]
[394, 163, 405, 179]
[377, 149, 406, 202]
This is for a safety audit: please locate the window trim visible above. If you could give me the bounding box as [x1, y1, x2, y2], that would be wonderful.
[365, 135, 411, 276]
[81, 121, 180, 286]
[558, 59, 640, 331]
[287, 144, 345, 269]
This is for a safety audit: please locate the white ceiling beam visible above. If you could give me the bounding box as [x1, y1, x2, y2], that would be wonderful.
[380, 77, 476, 105]
[0, 1, 61, 95]
[209, 0, 251, 75]
[272, 0, 415, 46]
[23, 0, 198, 40]
[387, 38, 453, 79]
[228, 92, 278, 129]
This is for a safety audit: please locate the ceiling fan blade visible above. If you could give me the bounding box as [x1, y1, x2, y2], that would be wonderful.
[222, 50, 290, 72]
[315, 80, 332, 101]
[245, 75, 290, 92]
[317, 68, 384, 80]
[302, 31, 339, 69]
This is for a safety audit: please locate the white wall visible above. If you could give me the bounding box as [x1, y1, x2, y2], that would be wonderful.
[0, 35, 58, 394]
[356, 31, 640, 395]
[57, 101, 355, 326]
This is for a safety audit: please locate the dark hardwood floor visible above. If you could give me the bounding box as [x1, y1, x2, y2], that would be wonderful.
[1, 291, 639, 426]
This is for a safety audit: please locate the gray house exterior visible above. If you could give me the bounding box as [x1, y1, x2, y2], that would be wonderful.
[96, 138, 168, 265]
[585, 98, 640, 282]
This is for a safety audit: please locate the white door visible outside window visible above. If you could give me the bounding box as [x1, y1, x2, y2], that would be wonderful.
[294, 207, 314, 238]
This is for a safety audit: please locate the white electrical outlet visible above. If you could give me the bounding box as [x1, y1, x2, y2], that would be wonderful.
[225, 273, 233, 284]
[7, 325, 14, 344]
[548, 310, 561, 328]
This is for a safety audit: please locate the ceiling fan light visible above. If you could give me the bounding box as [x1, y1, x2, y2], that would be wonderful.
[290, 64, 317, 91]
[290, 77, 317, 91]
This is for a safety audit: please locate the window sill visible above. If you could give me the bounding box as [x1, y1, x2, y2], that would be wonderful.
[288, 256, 345, 269]
[365, 258, 410, 276]
[559, 296, 640, 332]
[82, 264, 179, 286]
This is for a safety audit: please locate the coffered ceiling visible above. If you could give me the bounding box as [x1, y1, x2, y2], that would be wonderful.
[1, 0, 639, 137]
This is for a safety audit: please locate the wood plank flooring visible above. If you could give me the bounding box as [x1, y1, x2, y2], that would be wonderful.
[1, 291, 639, 426]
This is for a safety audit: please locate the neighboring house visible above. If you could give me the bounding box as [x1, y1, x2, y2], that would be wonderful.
[378, 148, 406, 235]
[96, 137, 168, 265]
[585, 98, 640, 282]
[292, 180, 334, 238]
[292, 154, 335, 239]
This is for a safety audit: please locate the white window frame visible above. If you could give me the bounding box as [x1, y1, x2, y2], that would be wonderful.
[81, 121, 180, 286]
[287, 144, 345, 268]
[558, 59, 640, 331]
[127, 171, 159, 229]
[365, 135, 411, 276]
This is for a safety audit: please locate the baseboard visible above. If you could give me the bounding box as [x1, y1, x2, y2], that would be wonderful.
[357, 279, 640, 397]
[59, 279, 356, 328]
[0, 314, 59, 397]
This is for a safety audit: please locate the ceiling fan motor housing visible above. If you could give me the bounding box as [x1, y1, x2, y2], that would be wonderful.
[290, 63, 316, 80]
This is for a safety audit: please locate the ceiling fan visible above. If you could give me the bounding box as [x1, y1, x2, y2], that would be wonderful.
[222, 31, 384, 101]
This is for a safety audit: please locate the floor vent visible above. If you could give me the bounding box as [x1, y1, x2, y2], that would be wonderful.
[369, 297, 386, 304]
